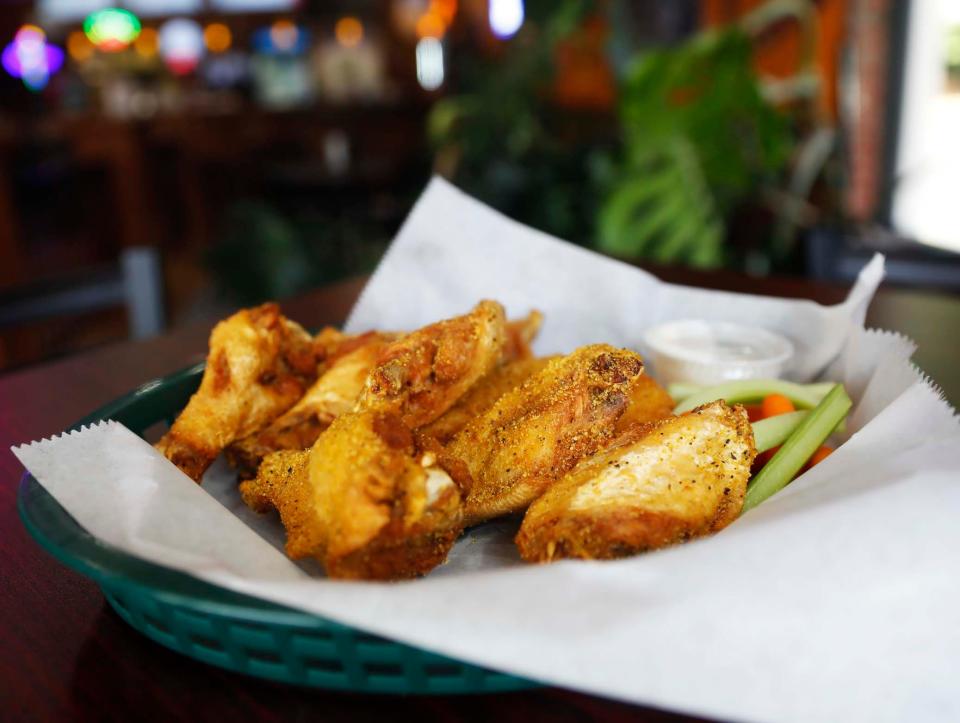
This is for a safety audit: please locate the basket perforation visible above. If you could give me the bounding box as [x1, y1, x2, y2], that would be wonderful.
[166, 606, 205, 659]
[423, 662, 463, 678]
[273, 629, 310, 681]
[206, 618, 248, 673]
[331, 627, 368, 688]
[363, 661, 404, 677]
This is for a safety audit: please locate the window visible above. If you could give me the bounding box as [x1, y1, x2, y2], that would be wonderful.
[891, 0, 960, 253]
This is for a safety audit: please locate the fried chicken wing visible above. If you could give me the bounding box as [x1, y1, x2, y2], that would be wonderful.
[313, 328, 394, 369]
[615, 374, 675, 432]
[359, 300, 507, 428]
[312, 326, 349, 368]
[156, 303, 316, 481]
[226, 332, 395, 478]
[515, 401, 756, 562]
[419, 356, 556, 445]
[313, 411, 463, 579]
[442, 345, 646, 526]
[239, 449, 310, 516]
[241, 410, 463, 580]
[503, 310, 543, 361]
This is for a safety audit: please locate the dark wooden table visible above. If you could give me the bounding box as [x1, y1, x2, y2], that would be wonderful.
[2, 270, 957, 722]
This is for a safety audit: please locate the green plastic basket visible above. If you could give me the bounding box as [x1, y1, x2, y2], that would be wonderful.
[17, 362, 534, 694]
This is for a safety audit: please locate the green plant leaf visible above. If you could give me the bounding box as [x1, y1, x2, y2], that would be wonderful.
[598, 25, 792, 267]
[597, 138, 724, 267]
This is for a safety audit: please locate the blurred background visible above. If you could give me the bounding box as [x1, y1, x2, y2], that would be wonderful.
[1, 0, 959, 371]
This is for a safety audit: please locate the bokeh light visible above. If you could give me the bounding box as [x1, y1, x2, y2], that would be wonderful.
[489, 0, 524, 39]
[203, 23, 232, 54]
[83, 8, 142, 53]
[67, 30, 94, 62]
[416, 11, 446, 39]
[431, 0, 457, 26]
[253, 20, 307, 55]
[334, 17, 364, 48]
[159, 18, 203, 75]
[270, 19, 298, 52]
[134, 27, 159, 58]
[415, 36, 443, 90]
[391, 0, 424, 39]
[2, 25, 65, 92]
[203, 52, 248, 88]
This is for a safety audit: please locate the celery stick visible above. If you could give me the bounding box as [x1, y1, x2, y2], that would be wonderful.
[666, 382, 704, 401]
[751, 411, 808, 453]
[742, 384, 852, 513]
[669, 380, 834, 405]
[673, 379, 831, 414]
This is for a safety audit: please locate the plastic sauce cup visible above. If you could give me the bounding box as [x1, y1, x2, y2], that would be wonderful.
[643, 320, 794, 386]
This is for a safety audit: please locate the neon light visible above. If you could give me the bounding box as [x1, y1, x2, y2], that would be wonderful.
[84, 8, 142, 52]
[2, 25, 64, 92]
[489, 0, 523, 39]
[16, 25, 45, 44]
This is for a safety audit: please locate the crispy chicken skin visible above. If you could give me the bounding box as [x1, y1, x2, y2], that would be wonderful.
[416, 311, 545, 445]
[443, 345, 646, 526]
[242, 410, 463, 580]
[313, 329, 395, 370]
[226, 333, 394, 478]
[228, 307, 534, 478]
[156, 303, 316, 481]
[419, 357, 555, 445]
[312, 327, 349, 369]
[233, 307, 534, 473]
[615, 374, 676, 432]
[239, 449, 310, 517]
[503, 311, 543, 361]
[358, 300, 507, 428]
[311, 411, 463, 579]
[515, 401, 756, 562]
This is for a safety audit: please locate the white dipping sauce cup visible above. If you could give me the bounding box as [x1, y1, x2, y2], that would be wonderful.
[643, 320, 794, 386]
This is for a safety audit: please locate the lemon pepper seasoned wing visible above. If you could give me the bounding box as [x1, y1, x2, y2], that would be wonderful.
[442, 345, 646, 526]
[312, 411, 463, 579]
[358, 300, 507, 428]
[503, 310, 543, 361]
[243, 410, 463, 580]
[419, 356, 556, 445]
[226, 332, 395, 478]
[313, 329, 396, 369]
[515, 401, 756, 562]
[615, 374, 675, 432]
[239, 449, 310, 518]
[156, 303, 315, 482]
[311, 326, 349, 368]
[415, 309, 546, 445]
[240, 310, 540, 471]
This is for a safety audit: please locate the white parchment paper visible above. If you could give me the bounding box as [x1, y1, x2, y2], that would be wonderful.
[13, 178, 960, 723]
